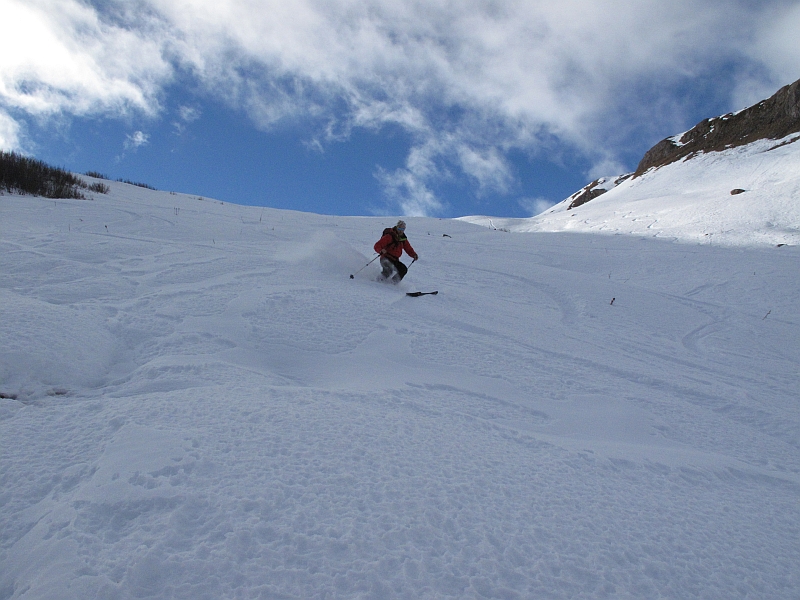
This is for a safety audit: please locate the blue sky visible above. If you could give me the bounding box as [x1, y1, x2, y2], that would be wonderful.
[2, 0, 799, 218]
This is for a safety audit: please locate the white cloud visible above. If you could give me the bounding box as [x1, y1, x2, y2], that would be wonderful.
[178, 105, 201, 123]
[173, 105, 201, 134]
[375, 168, 440, 217]
[518, 197, 557, 217]
[0, 0, 170, 117]
[1, 0, 797, 214]
[0, 110, 21, 150]
[124, 130, 150, 150]
[455, 143, 514, 197]
[375, 133, 449, 215]
[587, 157, 630, 182]
[733, 2, 800, 109]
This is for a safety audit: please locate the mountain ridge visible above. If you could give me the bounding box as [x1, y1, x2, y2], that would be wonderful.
[461, 79, 800, 246]
[634, 77, 800, 177]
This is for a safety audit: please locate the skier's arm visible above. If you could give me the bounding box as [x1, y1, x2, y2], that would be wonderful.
[374, 234, 392, 254]
[404, 240, 418, 260]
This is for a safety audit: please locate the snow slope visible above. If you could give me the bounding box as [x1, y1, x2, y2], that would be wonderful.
[462, 135, 800, 247]
[1, 180, 799, 599]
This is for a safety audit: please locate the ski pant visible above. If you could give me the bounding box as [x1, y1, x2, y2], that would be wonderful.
[380, 255, 408, 281]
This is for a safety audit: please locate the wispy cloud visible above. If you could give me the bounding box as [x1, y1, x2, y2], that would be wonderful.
[2, 0, 799, 213]
[0, 110, 21, 150]
[375, 169, 441, 217]
[733, 2, 800, 109]
[177, 105, 201, 123]
[124, 130, 150, 150]
[173, 104, 201, 135]
[518, 197, 557, 217]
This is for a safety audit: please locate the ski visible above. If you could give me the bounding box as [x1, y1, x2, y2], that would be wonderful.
[406, 291, 438, 297]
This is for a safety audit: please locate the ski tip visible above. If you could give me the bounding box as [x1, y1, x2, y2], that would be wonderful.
[406, 291, 438, 297]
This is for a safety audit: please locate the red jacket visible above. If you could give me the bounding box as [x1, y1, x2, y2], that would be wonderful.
[374, 228, 417, 260]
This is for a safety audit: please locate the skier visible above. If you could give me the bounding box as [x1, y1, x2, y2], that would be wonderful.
[374, 220, 418, 282]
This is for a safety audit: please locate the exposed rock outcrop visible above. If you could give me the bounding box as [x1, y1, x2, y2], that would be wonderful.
[634, 78, 800, 177]
[567, 179, 607, 210]
[566, 174, 632, 210]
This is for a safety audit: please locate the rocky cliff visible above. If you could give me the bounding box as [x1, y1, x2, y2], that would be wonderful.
[634, 78, 800, 177]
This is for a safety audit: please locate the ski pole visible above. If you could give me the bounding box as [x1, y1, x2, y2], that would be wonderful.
[349, 254, 380, 279]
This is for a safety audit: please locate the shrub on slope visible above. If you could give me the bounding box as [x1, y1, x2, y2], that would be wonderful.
[0, 151, 106, 199]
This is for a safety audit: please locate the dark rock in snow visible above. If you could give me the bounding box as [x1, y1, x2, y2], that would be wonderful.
[565, 172, 635, 210]
[568, 179, 608, 210]
[730, 189, 746, 195]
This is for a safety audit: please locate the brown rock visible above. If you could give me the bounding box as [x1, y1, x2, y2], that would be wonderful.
[567, 179, 607, 210]
[634, 78, 800, 177]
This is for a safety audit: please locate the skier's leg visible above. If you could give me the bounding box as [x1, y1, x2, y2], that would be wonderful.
[392, 260, 408, 282]
[379, 256, 396, 280]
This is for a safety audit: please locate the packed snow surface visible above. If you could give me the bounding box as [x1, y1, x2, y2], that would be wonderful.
[1, 179, 799, 599]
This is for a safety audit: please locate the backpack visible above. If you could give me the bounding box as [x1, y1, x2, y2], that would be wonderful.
[381, 227, 406, 251]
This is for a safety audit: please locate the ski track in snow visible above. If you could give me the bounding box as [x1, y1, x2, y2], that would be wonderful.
[1, 183, 799, 599]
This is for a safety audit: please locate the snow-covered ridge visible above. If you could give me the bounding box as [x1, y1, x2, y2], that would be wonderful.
[462, 129, 799, 246]
[463, 79, 800, 246]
